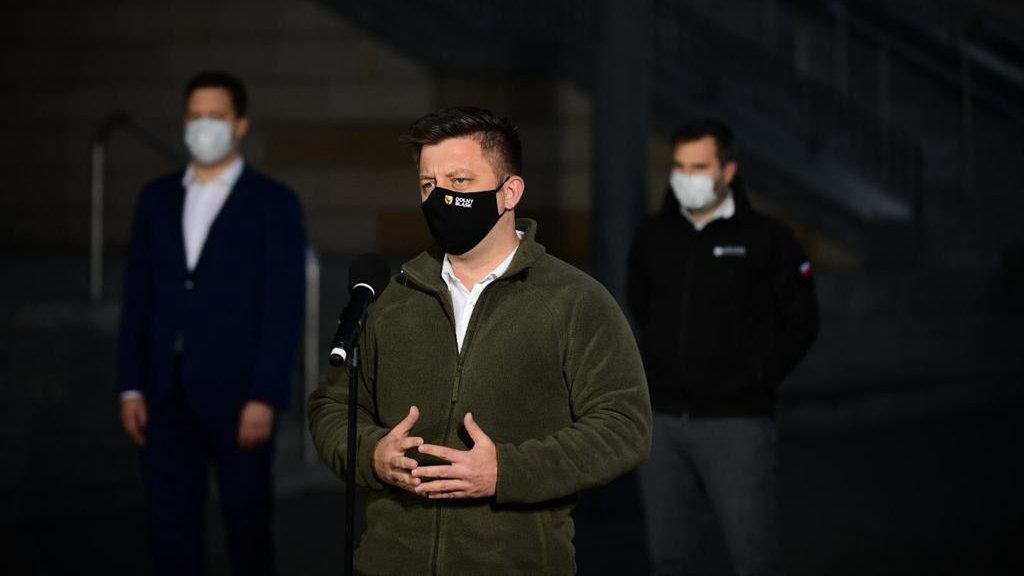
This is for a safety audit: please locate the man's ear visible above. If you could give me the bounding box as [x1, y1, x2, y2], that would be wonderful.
[234, 117, 251, 141]
[501, 175, 526, 211]
[723, 161, 738, 186]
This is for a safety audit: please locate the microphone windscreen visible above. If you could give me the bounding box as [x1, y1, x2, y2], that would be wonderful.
[349, 253, 391, 300]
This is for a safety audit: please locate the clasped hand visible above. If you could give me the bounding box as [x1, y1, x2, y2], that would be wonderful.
[372, 406, 497, 500]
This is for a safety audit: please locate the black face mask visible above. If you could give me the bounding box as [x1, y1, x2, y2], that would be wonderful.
[420, 177, 510, 255]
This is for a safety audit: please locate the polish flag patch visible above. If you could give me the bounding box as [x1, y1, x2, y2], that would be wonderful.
[799, 261, 813, 279]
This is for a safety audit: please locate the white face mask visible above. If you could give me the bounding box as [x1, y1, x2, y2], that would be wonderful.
[670, 172, 719, 211]
[184, 118, 235, 166]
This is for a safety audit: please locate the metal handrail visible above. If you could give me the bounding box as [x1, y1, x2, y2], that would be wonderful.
[89, 112, 185, 302]
[786, 0, 1024, 122]
[302, 247, 321, 464]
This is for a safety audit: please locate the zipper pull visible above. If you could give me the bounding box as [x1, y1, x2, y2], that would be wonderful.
[450, 367, 462, 403]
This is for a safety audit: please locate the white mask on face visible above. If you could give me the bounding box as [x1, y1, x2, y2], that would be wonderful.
[670, 172, 719, 211]
[184, 118, 235, 165]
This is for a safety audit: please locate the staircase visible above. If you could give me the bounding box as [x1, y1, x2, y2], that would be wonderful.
[324, 0, 928, 267]
[690, 0, 1024, 272]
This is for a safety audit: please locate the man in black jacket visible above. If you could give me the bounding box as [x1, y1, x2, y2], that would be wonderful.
[627, 119, 818, 576]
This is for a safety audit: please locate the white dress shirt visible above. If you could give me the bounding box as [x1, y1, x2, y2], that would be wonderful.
[682, 190, 735, 231]
[121, 157, 244, 401]
[181, 156, 244, 270]
[181, 155, 242, 270]
[441, 231, 524, 352]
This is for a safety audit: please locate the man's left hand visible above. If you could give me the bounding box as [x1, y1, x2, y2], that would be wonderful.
[238, 401, 275, 450]
[412, 412, 497, 499]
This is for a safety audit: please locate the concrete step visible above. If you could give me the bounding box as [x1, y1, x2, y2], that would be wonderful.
[1, 0, 355, 43]
[2, 79, 434, 124]
[3, 40, 427, 91]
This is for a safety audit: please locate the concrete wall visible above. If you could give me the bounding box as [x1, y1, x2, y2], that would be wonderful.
[2, 0, 435, 256]
[2, 0, 697, 266]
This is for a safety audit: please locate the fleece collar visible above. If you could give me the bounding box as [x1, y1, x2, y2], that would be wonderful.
[401, 218, 546, 295]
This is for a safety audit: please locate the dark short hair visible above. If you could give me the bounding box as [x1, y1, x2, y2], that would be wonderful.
[671, 118, 736, 166]
[184, 71, 248, 117]
[400, 107, 523, 179]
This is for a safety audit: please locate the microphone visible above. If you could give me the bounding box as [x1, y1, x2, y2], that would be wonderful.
[329, 253, 391, 366]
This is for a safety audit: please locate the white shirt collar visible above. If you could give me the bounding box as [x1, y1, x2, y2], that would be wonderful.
[441, 230, 524, 292]
[682, 191, 735, 232]
[182, 155, 245, 189]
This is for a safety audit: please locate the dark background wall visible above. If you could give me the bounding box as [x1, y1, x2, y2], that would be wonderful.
[1, 0, 1022, 574]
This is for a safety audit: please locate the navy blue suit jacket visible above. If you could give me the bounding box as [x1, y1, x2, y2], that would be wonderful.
[116, 165, 306, 419]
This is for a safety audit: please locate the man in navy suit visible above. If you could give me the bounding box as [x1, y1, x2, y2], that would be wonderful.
[117, 71, 306, 575]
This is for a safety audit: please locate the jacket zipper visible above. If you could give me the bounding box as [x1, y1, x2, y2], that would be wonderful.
[679, 235, 699, 355]
[428, 280, 497, 575]
[431, 359, 462, 576]
[428, 283, 458, 576]
[402, 267, 513, 574]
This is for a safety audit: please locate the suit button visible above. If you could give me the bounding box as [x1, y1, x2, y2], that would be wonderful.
[184, 279, 194, 290]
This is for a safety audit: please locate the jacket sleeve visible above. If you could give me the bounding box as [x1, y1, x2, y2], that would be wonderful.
[494, 284, 653, 505]
[248, 188, 307, 410]
[116, 186, 154, 395]
[625, 226, 652, 329]
[763, 226, 820, 387]
[307, 317, 390, 490]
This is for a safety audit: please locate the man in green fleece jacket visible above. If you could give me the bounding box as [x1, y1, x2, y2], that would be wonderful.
[308, 107, 652, 575]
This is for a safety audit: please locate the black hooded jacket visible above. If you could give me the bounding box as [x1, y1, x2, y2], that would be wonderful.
[626, 184, 819, 417]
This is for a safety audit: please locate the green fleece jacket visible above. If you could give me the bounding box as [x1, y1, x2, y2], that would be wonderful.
[308, 219, 651, 575]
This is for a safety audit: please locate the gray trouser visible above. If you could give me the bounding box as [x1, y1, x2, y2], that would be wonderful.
[639, 412, 783, 576]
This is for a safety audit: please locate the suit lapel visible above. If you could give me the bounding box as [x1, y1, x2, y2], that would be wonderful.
[170, 173, 189, 274]
[192, 166, 251, 274]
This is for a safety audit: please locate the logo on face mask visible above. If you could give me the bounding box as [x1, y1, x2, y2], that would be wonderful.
[454, 197, 474, 208]
[444, 195, 453, 205]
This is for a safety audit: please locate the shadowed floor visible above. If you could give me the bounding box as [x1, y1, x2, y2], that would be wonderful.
[2, 258, 1021, 575]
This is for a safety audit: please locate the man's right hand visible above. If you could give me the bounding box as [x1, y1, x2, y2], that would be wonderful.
[372, 406, 424, 492]
[120, 396, 148, 446]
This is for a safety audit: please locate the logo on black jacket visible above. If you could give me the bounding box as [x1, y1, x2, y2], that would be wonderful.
[713, 245, 747, 257]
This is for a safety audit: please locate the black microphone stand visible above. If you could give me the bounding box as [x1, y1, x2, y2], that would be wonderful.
[344, 342, 360, 576]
